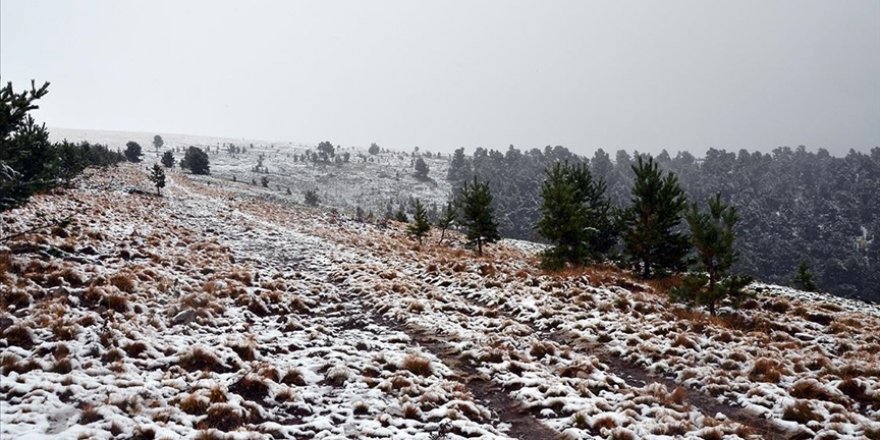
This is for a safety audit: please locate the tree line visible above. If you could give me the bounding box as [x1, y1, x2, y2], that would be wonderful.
[447, 144, 880, 302]
[1, 80, 126, 211]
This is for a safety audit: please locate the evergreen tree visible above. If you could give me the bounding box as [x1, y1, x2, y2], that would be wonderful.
[792, 261, 818, 291]
[394, 207, 408, 223]
[436, 201, 457, 244]
[414, 157, 430, 179]
[447, 147, 471, 182]
[317, 141, 335, 159]
[161, 151, 175, 168]
[368, 143, 380, 155]
[260, 176, 269, 187]
[623, 156, 689, 278]
[180, 146, 210, 174]
[671, 194, 751, 315]
[537, 161, 587, 269]
[152, 135, 164, 153]
[125, 141, 143, 163]
[304, 190, 319, 206]
[1, 79, 55, 210]
[407, 199, 431, 244]
[148, 164, 166, 196]
[458, 176, 500, 255]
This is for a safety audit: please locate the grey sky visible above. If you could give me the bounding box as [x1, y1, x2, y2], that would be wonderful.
[2, 0, 878, 156]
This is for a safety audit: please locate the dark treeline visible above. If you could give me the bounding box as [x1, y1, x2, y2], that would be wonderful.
[447, 145, 880, 302]
[1, 80, 126, 211]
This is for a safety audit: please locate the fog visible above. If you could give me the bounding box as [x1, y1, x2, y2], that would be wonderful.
[2, 0, 878, 156]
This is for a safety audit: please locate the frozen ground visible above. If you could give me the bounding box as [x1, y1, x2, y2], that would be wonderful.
[2, 164, 879, 439]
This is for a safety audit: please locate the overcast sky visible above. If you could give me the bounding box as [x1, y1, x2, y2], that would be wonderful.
[2, 0, 878, 156]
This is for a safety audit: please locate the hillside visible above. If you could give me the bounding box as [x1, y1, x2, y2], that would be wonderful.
[2, 164, 879, 439]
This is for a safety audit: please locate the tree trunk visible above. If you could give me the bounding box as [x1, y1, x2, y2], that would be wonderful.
[438, 228, 446, 244]
[477, 237, 483, 256]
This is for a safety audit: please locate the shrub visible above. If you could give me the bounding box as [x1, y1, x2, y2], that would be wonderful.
[303, 190, 319, 206]
[281, 368, 306, 386]
[109, 273, 136, 293]
[179, 394, 209, 415]
[749, 358, 783, 383]
[3, 325, 34, 349]
[782, 400, 821, 423]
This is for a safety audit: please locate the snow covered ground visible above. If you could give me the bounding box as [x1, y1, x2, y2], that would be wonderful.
[2, 164, 879, 439]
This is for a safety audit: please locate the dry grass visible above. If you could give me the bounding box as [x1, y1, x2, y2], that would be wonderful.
[281, 368, 306, 386]
[229, 374, 270, 402]
[104, 293, 130, 313]
[748, 358, 784, 383]
[179, 394, 209, 415]
[178, 347, 228, 373]
[782, 400, 821, 423]
[3, 325, 34, 349]
[109, 273, 136, 293]
[324, 366, 350, 387]
[200, 403, 245, 432]
[400, 354, 433, 377]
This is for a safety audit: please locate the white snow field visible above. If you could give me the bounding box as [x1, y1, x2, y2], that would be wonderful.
[2, 164, 879, 440]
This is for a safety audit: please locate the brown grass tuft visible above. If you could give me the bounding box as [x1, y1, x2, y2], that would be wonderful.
[749, 358, 783, 383]
[229, 374, 270, 402]
[179, 394, 209, 415]
[178, 347, 228, 373]
[3, 325, 34, 349]
[200, 403, 245, 432]
[109, 273, 136, 293]
[401, 354, 433, 377]
[281, 368, 306, 386]
[782, 400, 821, 423]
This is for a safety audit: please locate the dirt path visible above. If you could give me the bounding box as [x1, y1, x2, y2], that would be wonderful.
[172, 179, 559, 439]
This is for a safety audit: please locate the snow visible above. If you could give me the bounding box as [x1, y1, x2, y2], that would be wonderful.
[2, 163, 879, 439]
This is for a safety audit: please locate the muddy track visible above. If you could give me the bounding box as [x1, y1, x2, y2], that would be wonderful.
[364, 307, 565, 440]
[455, 290, 805, 440]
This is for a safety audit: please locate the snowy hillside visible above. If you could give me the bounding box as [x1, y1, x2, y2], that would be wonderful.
[49, 127, 453, 219]
[2, 165, 879, 439]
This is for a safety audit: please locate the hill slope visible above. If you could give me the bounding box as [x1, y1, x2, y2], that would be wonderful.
[1, 165, 878, 439]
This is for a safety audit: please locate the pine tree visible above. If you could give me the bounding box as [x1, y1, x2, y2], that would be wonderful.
[407, 199, 431, 244]
[180, 146, 210, 174]
[671, 193, 751, 315]
[368, 143, 380, 155]
[537, 161, 586, 268]
[148, 164, 166, 196]
[436, 201, 457, 244]
[304, 190, 319, 206]
[414, 157, 430, 179]
[458, 176, 500, 255]
[623, 156, 688, 278]
[161, 151, 175, 168]
[125, 141, 143, 163]
[394, 207, 408, 223]
[792, 261, 818, 292]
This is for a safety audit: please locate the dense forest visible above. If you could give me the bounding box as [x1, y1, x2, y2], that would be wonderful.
[447, 145, 880, 302]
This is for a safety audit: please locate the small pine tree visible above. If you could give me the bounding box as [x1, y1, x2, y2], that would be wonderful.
[368, 143, 380, 155]
[671, 194, 751, 315]
[436, 201, 457, 244]
[622, 156, 688, 278]
[458, 177, 500, 255]
[304, 189, 319, 206]
[407, 199, 431, 244]
[260, 176, 269, 187]
[414, 157, 430, 179]
[161, 151, 175, 168]
[125, 141, 143, 163]
[792, 261, 818, 292]
[148, 164, 165, 196]
[394, 207, 408, 223]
